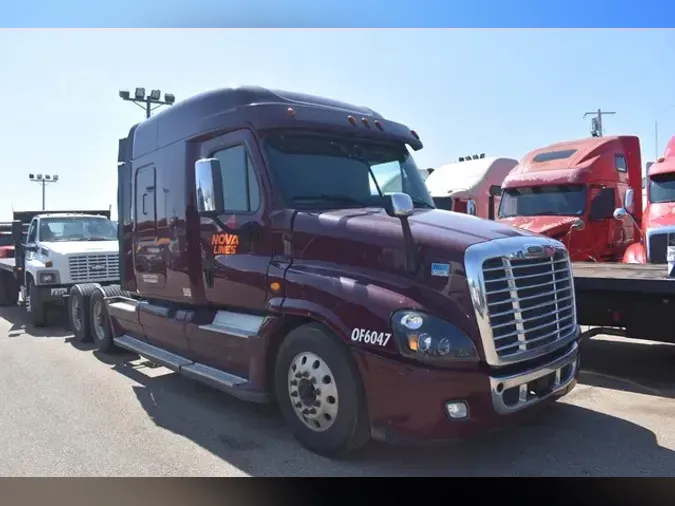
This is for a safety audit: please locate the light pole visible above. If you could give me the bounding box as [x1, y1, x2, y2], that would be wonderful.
[119, 88, 176, 118]
[29, 173, 59, 210]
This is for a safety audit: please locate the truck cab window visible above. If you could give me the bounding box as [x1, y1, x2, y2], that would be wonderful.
[499, 185, 587, 218]
[649, 173, 675, 203]
[615, 154, 628, 172]
[27, 221, 37, 243]
[262, 133, 434, 209]
[212, 145, 260, 212]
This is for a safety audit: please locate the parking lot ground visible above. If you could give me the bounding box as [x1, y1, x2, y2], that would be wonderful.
[1, 305, 674, 476]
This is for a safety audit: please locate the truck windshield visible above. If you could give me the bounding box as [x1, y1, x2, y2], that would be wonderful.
[649, 173, 675, 204]
[498, 184, 587, 218]
[39, 217, 117, 242]
[262, 132, 435, 210]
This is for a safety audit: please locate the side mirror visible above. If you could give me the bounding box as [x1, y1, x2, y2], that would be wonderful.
[613, 207, 628, 222]
[624, 188, 635, 214]
[571, 219, 585, 231]
[195, 158, 224, 215]
[384, 192, 414, 218]
[467, 199, 477, 216]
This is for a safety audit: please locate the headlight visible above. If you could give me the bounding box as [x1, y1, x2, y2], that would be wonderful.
[391, 310, 479, 363]
[38, 271, 59, 284]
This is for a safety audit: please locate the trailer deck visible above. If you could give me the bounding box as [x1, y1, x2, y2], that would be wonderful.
[0, 258, 15, 271]
[573, 263, 675, 295]
[573, 262, 675, 343]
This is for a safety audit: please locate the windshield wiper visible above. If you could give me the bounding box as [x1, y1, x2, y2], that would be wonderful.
[292, 194, 369, 207]
[86, 236, 114, 241]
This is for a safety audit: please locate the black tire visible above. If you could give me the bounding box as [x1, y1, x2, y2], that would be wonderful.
[4, 275, 19, 306]
[28, 278, 47, 327]
[274, 323, 370, 458]
[0, 271, 9, 306]
[89, 286, 122, 353]
[68, 283, 99, 342]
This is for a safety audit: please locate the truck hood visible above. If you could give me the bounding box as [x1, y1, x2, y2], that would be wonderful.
[292, 207, 535, 267]
[497, 215, 578, 237]
[644, 202, 675, 229]
[41, 240, 119, 256]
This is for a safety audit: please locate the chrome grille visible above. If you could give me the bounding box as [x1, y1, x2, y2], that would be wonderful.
[465, 237, 579, 366]
[68, 254, 119, 282]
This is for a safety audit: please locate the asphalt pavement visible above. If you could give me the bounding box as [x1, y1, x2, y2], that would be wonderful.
[1, 305, 674, 477]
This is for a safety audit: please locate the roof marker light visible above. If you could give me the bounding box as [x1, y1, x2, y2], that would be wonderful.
[348, 115, 357, 126]
[658, 156, 665, 163]
[287, 107, 296, 118]
[361, 118, 370, 128]
[374, 120, 383, 131]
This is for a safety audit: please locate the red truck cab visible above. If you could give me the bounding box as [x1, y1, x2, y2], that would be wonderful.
[71, 86, 581, 457]
[618, 136, 675, 263]
[497, 136, 642, 262]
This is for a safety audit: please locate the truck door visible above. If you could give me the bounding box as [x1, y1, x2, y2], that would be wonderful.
[133, 164, 165, 289]
[23, 219, 39, 285]
[187, 129, 271, 376]
[588, 185, 620, 260]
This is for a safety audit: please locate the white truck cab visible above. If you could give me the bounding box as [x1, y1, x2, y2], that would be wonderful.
[21, 213, 119, 326]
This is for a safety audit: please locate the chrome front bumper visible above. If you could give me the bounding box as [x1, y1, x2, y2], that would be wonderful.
[489, 338, 579, 415]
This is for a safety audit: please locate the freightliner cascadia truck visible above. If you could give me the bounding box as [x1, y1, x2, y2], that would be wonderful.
[69, 86, 581, 457]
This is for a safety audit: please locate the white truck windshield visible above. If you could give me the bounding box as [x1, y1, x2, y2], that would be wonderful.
[39, 217, 117, 242]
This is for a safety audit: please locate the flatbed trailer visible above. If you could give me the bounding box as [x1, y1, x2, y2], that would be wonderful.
[574, 262, 675, 343]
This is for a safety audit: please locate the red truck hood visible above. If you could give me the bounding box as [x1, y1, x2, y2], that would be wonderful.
[643, 202, 675, 229]
[497, 215, 578, 237]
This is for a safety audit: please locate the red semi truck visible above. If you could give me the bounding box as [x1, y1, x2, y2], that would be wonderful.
[615, 135, 675, 264]
[497, 136, 642, 262]
[65, 86, 581, 457]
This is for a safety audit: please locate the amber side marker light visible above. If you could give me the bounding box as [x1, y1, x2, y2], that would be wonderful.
[270, 282, 281, 292]
[407, 334, 419, 351]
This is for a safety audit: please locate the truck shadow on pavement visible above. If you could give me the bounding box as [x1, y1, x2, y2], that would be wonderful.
[100, 349, 675, 477]
[0, 305, 72, 339]
[578, 336, 675, 399]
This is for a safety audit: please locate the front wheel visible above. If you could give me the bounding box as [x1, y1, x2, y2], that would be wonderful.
[274, 323, 370, 458]
[28, 279, 47, 327]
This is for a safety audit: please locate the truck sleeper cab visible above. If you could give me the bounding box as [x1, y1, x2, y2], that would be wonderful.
[426, 156, 517, 220]
[78, 86, 580, 457]
[497, 136, 642, 262]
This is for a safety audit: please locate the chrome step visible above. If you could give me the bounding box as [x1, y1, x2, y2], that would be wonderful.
[113, 335, 191, 372]
[181, 362, 247, 389]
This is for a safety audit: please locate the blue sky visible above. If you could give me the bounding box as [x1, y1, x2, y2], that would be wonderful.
[0, 29, 674, 220]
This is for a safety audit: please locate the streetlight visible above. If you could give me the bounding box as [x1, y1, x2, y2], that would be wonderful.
[29, 173, 59, 211]
[119, 88, 176, 119]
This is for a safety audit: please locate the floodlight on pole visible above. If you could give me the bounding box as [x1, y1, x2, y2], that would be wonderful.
[119, 87, 176, 119]
[28, 173, 59, 210]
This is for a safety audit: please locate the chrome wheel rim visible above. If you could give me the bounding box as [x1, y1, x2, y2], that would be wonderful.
[287, 352, 339, 432]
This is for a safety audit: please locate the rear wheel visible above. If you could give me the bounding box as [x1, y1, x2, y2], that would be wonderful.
[274, 323, 370, 458]
[90, 289, 116, 353]
[68, 283, 99, 342]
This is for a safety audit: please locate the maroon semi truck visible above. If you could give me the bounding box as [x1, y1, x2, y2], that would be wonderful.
[70, 86, 581, 457]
